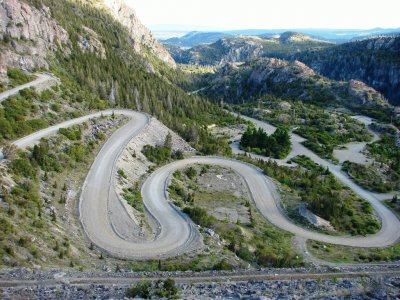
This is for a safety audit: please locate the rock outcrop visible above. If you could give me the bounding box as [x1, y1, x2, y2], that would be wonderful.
[170, 32, 332, 66]
[77, 26, 106, 59]
[0, 0, 69, 72]
[294, 36, 400, 105]
[203, 58, 387, 106]
[101, 0, 176, 68]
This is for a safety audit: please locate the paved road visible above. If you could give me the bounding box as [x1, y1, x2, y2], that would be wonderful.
[0, 73, 53, 103]
[233, 114, 400, 247]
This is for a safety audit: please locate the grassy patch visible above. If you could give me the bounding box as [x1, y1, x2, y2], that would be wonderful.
[307, 240, 400, 263]
[7, 68, 34, 87]
[343, 161, 399, 193]
[122, 184, 144, 213]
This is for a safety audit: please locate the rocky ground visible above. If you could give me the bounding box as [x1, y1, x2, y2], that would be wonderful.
[182, 277, 400, 299]
[0, 273, 399, 299]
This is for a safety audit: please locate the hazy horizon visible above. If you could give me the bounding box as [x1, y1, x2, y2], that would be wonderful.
[126, 0, 400, 30]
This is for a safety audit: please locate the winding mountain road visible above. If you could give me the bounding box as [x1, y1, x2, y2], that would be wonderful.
[5, 76, 400, 260]
[232, 114, 400, 245]
[0, 73, 53, 104]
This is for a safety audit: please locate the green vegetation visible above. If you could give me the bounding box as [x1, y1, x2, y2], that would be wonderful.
[343, 161, 399, 193]
[170, 165, 302, 268]
[367, 134, 400, 178]
[308, 240, 400, 263]
[117, 169, 128, 180]
[238, 154, 380, 235]
[126, 279, 179, 299]
[7, 68, 34, 87]
[142, 145, 172, 165]
[59, 126, 82, 141]
[0, 116, 124, 267]
[337, 133, 400, 193]
[122, 184, 144, 213]
[385, 195, 400, 217]
[0, 89, 49, 141]
[25, 0, 236, 156]
[173, 36, 331, 66]
[240, 126, 291, 159]
[235, 97, 373, 159]
[291, 155, 328, 174]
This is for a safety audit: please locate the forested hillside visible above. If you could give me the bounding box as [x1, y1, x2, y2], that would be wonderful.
[293, 35, 400, 105]
[171, 33, 332, 66]
[19, 0, 234, 153]
[199, 58, 387, 109]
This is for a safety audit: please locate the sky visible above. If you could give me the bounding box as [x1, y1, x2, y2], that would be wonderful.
[126, 0, 400, 30]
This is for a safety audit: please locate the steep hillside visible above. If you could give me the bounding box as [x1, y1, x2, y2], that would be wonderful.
[171, 32, 332, 65]
[0, 0, 70, 74]
[201, 58, 387, 107]
[294, 35, 400, 105]
[0, 0, 235, 268]
[100, 0, 176, 68]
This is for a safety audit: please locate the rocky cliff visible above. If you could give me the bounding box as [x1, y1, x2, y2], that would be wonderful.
[170, 32, 332, 66]
[294, 36, 400, 105]
[202, 58, 387, 107]
[101, 0, 176, 68]
[0, 0, 69, 73]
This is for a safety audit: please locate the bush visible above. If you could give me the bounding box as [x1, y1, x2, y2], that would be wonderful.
[118, 169, 127, 179]
[59, 126, 81, 141]
[212, 259, 233, 270]
[126, 281, 151, 299]
[240, 126, 291, 159]
[7, 68, 33, 86]
[182, 206, 216, 228]
[142, 145, 172, 164]
[185, 167, 197, 179]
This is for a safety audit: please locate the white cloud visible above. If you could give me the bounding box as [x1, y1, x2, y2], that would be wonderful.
[126, 0, 400, 29]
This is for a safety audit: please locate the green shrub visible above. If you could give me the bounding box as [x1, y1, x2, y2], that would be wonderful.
[142, 145, 172, 165]
[7, 68, 33, 86]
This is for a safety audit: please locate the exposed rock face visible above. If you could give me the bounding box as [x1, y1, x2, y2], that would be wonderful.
[348, 80, 386, 105]
[203, 58, 387, 106]
[77, 26, 106, 59]
[0, 0, 69, 72]
[295, 36, 400, 105]
[170, 32, 332, 66]
[101, 0, 176, 68]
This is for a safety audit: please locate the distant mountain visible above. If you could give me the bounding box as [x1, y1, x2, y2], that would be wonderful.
[170, 32, 333, 65]
[293, 35, 400, 105]
[163, 31, 233, 47]
[157, 28, 400, 46]
[200, 58, 387, 107]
